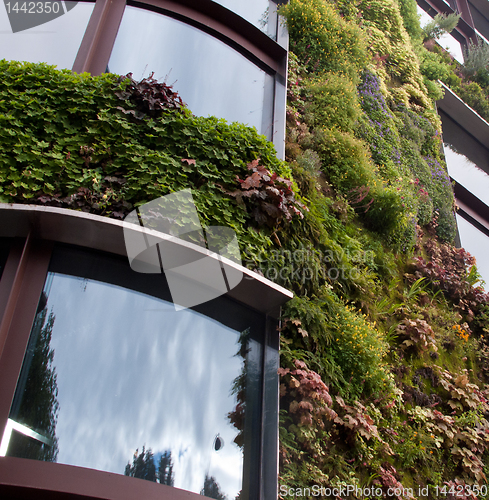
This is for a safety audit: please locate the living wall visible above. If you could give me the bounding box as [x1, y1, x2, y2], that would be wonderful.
[1, 0, 489, 496]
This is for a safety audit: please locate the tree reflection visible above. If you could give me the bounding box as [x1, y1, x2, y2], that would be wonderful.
[124, 447, 174, 486]
[124, 446, 157, 481]
[200, 474, 227, 500]
[8, 307, 59, 462]
[157, 450, 175, 486]
[226, 329, 249, 449]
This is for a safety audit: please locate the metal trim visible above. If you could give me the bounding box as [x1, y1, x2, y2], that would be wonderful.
[0, 239, 52, 464]
[72, 0, 287, 77]
[0, 456, 206, 499]
[72, 0, 127, 75]
[0, 204, 292, 316]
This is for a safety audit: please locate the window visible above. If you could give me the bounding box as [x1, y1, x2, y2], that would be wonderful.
[108, 6, 273, 136]
[0, 205, 290, 500]
[2, 244, 267, 498]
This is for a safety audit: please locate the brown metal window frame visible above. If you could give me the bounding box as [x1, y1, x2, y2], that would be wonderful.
[0, 204, 292, 500]
[72, 0, 287, 78]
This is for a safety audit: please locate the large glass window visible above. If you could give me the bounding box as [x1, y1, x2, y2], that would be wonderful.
[3, 245, 265, 499]
[0, 1, 94, 70]
[444, 143, 489, 207]
[108, 6, 273, 136]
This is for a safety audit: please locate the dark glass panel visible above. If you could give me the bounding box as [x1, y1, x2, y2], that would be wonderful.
[444, 144, 489, 207]
[0, 238, 10, 280]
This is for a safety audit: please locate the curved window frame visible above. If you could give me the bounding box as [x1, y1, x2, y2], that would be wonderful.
[0, 204, 292, 500]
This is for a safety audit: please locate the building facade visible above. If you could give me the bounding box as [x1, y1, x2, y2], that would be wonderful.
[0, 1, 292, 499]
[417, 0, 489, 282]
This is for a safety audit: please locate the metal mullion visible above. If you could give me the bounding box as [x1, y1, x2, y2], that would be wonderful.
[72, 0, 127, 75]
[0, 238, 27, 360]
[0, 237, 53, 452]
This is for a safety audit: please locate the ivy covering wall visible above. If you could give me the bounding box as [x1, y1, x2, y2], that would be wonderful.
[1, 0, 489, 496]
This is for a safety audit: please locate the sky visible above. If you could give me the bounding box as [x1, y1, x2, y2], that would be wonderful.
[14, 272, 247, 498]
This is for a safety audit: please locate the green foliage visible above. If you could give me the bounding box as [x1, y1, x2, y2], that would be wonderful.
[458, 81, 489, 118]
[279, 0, 368, 79]
[0, 60, 298, 258]
[282, 292, 394, 399]
[422, 12, 460, 42]
[463, 39, 489, 78]
[304, 74, 361, 132]
[397, 0, 423, 41]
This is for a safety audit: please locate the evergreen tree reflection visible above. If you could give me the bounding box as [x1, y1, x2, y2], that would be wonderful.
[8, 303, 59, 462]
[124, 447, 174, 486]
[200, 474, 227, 500]
[227, 329, 249, 449]
[157, 450, 175, 486]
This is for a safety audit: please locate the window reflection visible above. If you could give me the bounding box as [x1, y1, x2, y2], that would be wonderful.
[5, 245, 263, 498]
[108, 7, 272, 135]
[444, 143, 489, 206]
[0, 2, 94, 70]
[212, 0, 271, 33]
[456, 214, 489, 287]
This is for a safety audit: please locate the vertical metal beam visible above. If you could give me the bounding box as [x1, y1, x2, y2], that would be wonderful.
[72, 0, 127, 75]
[0, 238, 52, 456]
[260, 314, 280, 500]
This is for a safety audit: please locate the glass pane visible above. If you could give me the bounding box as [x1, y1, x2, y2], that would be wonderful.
[0, 239, 10, 280]
[444, 143, 489, 207]
[6, 246, 264, 499]
[456, 214, 489, 287]
[0, 1, 94, 70]
[212, 0, 271, 33]
[108, 7, 272, 135]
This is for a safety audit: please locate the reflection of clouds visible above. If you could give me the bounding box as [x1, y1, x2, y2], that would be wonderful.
[213, 0, 270, 30]
[0, 3, 94, 69]
[108, 7, 267, 130]
[444, 145, 489, 206]
[45, 273, 243, 497]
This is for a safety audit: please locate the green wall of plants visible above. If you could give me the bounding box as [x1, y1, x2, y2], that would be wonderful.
[2, 0, 489, 495]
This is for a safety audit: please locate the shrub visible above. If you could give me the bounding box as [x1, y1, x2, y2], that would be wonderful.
[279, 0, 367, 79]
[304, 74, 361, 133]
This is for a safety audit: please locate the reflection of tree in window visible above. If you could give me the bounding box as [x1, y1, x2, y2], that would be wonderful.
[124, 446, 157, 482]
[157, 450, 175, 486]
[124, 447, 174, 486]
[227, 329, 249, 449]
[8, 306, 59, 462]
[201, 474, 227, 500]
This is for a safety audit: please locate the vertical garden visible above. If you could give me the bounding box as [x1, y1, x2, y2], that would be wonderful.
[1, 0, 489, 495]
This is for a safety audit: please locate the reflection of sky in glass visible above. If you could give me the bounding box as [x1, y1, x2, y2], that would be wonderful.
[456, 215, 489, 287]
[0, 2, 94, 69]
[444, 144, 489, 206]
[212, 0, 270, 32]
[417, 7, 464, 63]
[18, 272, 244, 497]
[108, 7, 267, 131]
